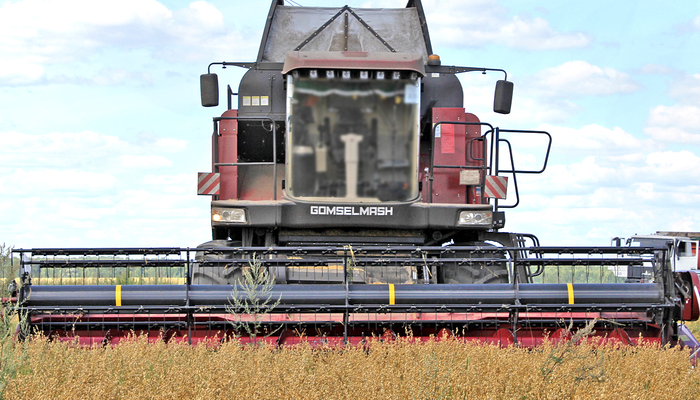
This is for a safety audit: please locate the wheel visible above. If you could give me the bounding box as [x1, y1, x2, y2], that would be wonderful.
[191, 240, 244, 285]
[438, 242, 510, 284]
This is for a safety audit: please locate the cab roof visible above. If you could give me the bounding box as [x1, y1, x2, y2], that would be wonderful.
[282, 51, 425, 76]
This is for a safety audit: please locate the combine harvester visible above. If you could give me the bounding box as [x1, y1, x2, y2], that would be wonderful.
[12, 0, 700, 348]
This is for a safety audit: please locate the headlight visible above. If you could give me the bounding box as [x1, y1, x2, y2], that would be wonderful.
[212, 208, 246, 223]
[458, 211, 492, 226]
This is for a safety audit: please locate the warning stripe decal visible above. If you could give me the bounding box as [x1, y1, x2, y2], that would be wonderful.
[567, 283, 574, 305]
[389, 284, 395, 305]
[485, 176, 508, 199]
[198, 173, 220, 195]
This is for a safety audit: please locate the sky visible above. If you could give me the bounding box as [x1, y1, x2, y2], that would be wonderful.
[1, 0, 699, 248]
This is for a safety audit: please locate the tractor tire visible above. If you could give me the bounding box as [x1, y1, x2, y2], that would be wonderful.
[191, 240, 244, 285]
[438, 242, 510, 284]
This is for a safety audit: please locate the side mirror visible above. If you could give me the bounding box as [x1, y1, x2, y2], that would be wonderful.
[493, 80, 513, 114]
[200, 73, 219, 107]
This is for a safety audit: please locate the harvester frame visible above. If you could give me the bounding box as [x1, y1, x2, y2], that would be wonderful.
[10, 0, 700, 350]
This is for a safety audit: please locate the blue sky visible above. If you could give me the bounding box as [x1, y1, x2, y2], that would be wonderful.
[1, 0, 699, 248]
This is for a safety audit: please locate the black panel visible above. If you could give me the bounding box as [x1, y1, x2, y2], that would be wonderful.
[238, 120, 286, 163]
[420, 72, 464, 117]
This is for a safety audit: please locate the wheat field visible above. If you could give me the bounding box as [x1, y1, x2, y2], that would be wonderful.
[1, 335, 699, 400]
[2, 248, 700, 399]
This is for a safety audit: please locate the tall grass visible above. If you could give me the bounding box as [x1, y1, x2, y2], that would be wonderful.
[0, 244, 17, 296]
[1, 336, 698, 399]
[0, 244, 28, 399]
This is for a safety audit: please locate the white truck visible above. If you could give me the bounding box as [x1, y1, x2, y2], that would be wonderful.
[614, 231, 700, 272]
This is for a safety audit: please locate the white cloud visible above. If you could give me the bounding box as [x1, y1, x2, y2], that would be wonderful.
[0, 0, 171, 61]
[645, 150, 700, 175]
[510, 146, 700, 205]
[532, 61, 640, 97]
[498, 16, 590, 50]
[0, 59, 45, 86]
[1, 191, 210, 247]
[89, 69, 153, 86]
[643, 74, 700, 144]
[119, 155, 172, 169]
[359, 0, 405, 7]
[505, 147, 700, 245]
[538, 123, 654, 156]
[458, 74, 581, 127]
[56, 200, 117, 221]
[0, 0, 256, 86]
[0, 130, 128, 168]
[152, 138, 189, 153]
[44, 69, 155, 86]
[0, 168, 117, 195]
[506, 204, 695, 247]
[639, 64, 675, 75]
[668, 73, 700, 107]
[0, 0, 172, 33]
[154, 1, 252, 62]
[644, 105, 700, 143]
[142, 174, 192, 194]
[0, 129, 207, 247]
[693, 14, 700, 30]
[421, 0, 591, 50]
[0, 130, 188, 169]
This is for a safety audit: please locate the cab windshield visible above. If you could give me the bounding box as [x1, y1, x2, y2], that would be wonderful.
[286, 75, 420, 202]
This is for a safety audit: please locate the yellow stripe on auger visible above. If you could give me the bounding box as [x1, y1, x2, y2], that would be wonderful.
[389, 284, 395, 305]
[567, 283, 574, 305]
[116, 285, 122, 307]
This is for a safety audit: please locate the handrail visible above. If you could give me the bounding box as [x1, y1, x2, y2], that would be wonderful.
[495, 139, 519, 209]
[493, 128, 552, 211]
[429, 121, 494, 204]
[226, 85, 236, 110]
[497, 129, 552, 174]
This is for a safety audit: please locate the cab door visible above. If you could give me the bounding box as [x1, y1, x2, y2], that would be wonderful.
[676, 240, 699, 271]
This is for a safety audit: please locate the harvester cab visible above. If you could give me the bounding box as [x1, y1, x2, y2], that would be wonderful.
[12, 0, 700, 349]
[194, 0, 551, 285]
